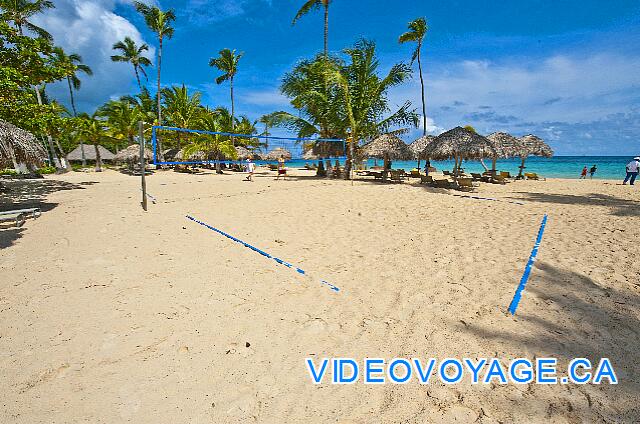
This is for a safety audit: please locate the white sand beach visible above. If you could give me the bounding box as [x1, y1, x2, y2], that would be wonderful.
[1, 169, 639, 423]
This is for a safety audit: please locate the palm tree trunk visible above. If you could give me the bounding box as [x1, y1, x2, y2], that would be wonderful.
[67, 77, 77, 116]
[323, 2, 329, 57]
[94, 143, 102, 172]
[417, 43, 427, 136]
[134, 65, 142, 91]
[230, 75, 235, 146]
[34, 85, 64, 171]
[156, 37, 165, 162]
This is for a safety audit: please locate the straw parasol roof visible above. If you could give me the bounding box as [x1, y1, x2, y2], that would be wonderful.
[67, 144, 115, 161]
[409, 135, 435, 159]
[114, 144, 153, 163]
[235, 146, 259, 160]
[0, 119, 47, 167]
[163, 148, 182, 161]
[422, 126, 495, 160]
[302, 148, 318, 160]
[518, 134, 554, 158]
[361, 133, 413, 160]
[486, 132, 521, 158]
[264, 147, 292, 161]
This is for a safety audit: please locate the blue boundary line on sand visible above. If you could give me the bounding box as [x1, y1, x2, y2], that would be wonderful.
[508, 214, 548, 315]
[185, 215, 340, 293]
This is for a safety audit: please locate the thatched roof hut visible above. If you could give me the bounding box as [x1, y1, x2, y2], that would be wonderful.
[423, 126, 495, 160]
[518, 134, 554, 158]
[114, 144, 153, 163]
[264, 148, 292, 161]
[302, 148, 318, 160]
[163, 148, 181, 161]
[486, 132, 521, 158]
[67, 144, 115, 162]
[409, 135, 435, 159]
[235, 146, 259, 160]
[0, 119, 47, 168]
[361, 134, 412, 160]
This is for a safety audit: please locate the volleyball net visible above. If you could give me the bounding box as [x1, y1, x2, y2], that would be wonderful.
[150, 125, 346, 165]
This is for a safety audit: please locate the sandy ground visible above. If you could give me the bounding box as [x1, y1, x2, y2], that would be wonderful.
[0, 167, 639, 423]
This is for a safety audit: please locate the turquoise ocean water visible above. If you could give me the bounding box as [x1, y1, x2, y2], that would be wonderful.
[280, 156, 636, 180]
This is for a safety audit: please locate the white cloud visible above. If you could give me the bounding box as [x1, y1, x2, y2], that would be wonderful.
[32, 0, 155, 113]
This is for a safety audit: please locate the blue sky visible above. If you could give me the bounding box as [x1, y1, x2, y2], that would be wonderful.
[34, 0, 640, 155]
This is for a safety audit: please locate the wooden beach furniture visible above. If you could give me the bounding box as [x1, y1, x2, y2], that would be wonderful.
[409, 170, 421, 178]
[420, 175, 434, 185]
[433, 179, 451, 189]
[456, 178, 477, 192]
[525, 172, 540, 180]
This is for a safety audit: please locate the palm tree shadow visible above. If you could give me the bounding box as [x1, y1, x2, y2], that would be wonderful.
[0, 179, 96, 248]
[507, 192, 639, 217]
[462, 260, 640, 419]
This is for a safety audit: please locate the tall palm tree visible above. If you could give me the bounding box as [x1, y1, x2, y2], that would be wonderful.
[50, 47, 93, 117]
[292, 0, 332, 57]
[133, 1, 175, 162]
[399, 17, 428, 135]
[162, 84, 202, 149]
[97, 99, 142, 148]
[0, 0, 54, 39]
[111, 37, 152, 91]
[189, 108, 237, 174]
[209, 48, 243, 145]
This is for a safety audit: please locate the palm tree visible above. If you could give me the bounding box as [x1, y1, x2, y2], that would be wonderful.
[97, 99, 142, 149]
[162, 84, 202, 149]
[0, 0, 54, 39]
[292, 0, 332, 57]
[399, 18, 428, 135]
[111, 37, 152, 91]
[79, 115, 112, 172]
[188, 108, 237, 174]
[209, 48, 243, 145]
[133, 1, 175, 161]
[50, 47, 93, 117]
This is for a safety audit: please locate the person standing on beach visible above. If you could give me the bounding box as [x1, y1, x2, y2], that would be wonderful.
[589, 165, 597, 179]
[244, 158, 255, 181]
[580, 166, 588, 179]
[623, 157, 640, 185]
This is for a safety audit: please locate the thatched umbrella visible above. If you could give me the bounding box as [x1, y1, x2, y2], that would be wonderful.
[486, 132, 521, 174]
[114, 144, 153, 163]
[235, 146, 258, 161]
[409, 135, 435, 169]
[361, 133, 413, 162]
[302, 148, 318, 161]
[423, 126, 495, 177]
[0, 119, 46, 171]
[163, 148, 182, 161]
[68, 145, 115, 162]
[264, 147, 292, 161]
[516, 134, 553, 178]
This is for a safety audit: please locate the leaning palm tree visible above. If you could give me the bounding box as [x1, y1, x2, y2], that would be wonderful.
[399, 17, 428, 136]
[292, 0, 332, 57]
[209, 48, 243, 145]
[50, 47, 93, 117]
[111, 36, 152, 91]
[133, 2, 175, 162]
[0, 0, 54, 39]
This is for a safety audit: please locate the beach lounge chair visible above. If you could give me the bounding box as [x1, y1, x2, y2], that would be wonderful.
[470, 172, 484, 181]
[389, 170, 404, 183]
[525, 172, 540, 180]
[433, 179, 451, 189]
[0, 208, 41, 227]
[268, 164, 279, 171]
[490, 175, 507, 184]
[456, 178, 477, 191]
[409, 170, 421, 178]
[500, 171, 513, 179]
[443, 170, 452, 176]
[420, 175, 434, 185]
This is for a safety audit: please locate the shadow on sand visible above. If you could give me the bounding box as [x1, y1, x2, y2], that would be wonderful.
[0, 179, 97, 248]
[508, 192, 640, 217]
[463, 260, 639, 420]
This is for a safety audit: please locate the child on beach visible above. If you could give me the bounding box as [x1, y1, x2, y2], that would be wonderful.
[589, 165, 597, 179]
[580, 166, 588, 179]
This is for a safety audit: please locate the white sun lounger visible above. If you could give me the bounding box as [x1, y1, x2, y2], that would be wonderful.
[0, 208, 41, 227]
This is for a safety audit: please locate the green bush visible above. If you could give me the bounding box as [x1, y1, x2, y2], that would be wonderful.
[0, 168, 18, 176]
[37, 166, 56, 174]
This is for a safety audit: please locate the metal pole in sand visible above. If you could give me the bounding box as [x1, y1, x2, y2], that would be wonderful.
[139, 121, 147, 211]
